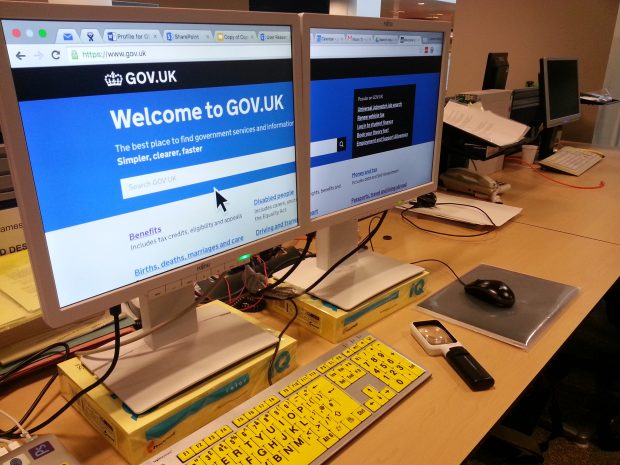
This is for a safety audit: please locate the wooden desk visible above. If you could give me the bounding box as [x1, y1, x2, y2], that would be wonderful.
[496, 144, 620, 245]
[3, 142, 620, 464]
[2, 211, 618, 465]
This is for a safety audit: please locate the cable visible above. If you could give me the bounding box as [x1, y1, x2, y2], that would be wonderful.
[0, 343, 71, 440]
[78, 274, 228, 356]
[410, 258, 467, 286]
[400, 203, 496, 238]
[437, 202, 498, 227]
[256, 232, 315, 296]
[0, 342, 69, 385]
[0, 409, 31, 441]
[367, 214, 382, 251]
[304, 210, 387, 295]
[0, 306, 122, 440]
[266, 297, 299, 386]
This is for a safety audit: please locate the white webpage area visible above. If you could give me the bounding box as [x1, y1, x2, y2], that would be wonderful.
[310, 142, 434, 217]
[46, 170, 297, 307]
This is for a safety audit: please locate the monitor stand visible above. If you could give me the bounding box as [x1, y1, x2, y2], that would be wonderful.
[274, 219, 424, 310]
[81, 288, 278, 414]
[538, 126, 561, 159]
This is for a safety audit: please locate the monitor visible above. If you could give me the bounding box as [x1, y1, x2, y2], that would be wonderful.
[538, 57, 581, 157]
[275, 14, 449, 309]
[0, 3, 307, 412]
[539, 57, 580, 128]
[482, 52, 509, 90]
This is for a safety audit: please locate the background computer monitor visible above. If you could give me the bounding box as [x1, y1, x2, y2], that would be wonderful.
[277, 14, 449, 309]
[482, 52, 509, 90]
[0, 3, 307, 411]
[538, 57, 581, 157]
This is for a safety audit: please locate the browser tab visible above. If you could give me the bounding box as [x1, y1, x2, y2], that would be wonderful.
[215, 30, 258, 42]
[56, 28, 80, 43]
[344, 33, 373, 44]
[163, 30, 213, 43]
[422, 35, 444, 44]
[399, 35, 422, 45]
[373, 35, 398, 44]
[258, 30, 290, 42]
[103, 29, 162, 43]
[80, 29, 103, 43]
[313, 32, 345, 44]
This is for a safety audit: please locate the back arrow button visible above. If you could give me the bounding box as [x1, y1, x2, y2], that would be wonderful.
[15, 51, 25, 60]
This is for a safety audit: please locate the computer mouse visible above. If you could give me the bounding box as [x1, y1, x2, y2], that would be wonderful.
[464, 279, 516, 308]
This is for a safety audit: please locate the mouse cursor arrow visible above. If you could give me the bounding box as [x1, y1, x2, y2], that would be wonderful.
[214, 189, 228, 212]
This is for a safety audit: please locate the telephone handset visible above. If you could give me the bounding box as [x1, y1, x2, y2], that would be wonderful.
[439, 167, 510, 203]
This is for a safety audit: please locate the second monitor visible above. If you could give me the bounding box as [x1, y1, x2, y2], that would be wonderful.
[277, 14, 450, 309]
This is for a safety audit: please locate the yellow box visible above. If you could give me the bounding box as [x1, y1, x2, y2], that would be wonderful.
[267, 271, 429, 342]
[58, 303, 296, 465]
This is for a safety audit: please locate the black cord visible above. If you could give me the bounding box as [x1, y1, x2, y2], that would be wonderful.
[257, 232, 315, 296]
[0, 342, 69, 386]
[367, 215, 382, 251]
[410, 258, 467, 286]
[400, 203, 496, 237]
[305, 210, 387, 295]
[0, 342, 70, 439]
[263, 212, 387, 384]
[436, 202, 498, 227]
[2, 305, 123, 439]
[266, 297, 299, 386]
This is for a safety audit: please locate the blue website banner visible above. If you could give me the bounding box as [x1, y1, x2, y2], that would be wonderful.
[310, 73, 439, 167]
[19, 81, 295, 232]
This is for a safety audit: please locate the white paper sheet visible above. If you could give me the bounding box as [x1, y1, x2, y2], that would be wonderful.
[400, 192, 522, 227]
[443, 100, 529, 146]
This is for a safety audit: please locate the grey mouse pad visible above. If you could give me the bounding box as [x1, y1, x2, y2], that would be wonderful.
[418, 264, 579, 349]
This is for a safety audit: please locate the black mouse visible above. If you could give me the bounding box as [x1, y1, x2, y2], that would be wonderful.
[464, 279, 516, 308]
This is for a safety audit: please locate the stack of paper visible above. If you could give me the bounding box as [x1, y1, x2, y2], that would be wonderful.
[444, 100, 529, 147]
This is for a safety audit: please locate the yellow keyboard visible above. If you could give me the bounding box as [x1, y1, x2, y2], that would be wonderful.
[142, 332, 430, 465]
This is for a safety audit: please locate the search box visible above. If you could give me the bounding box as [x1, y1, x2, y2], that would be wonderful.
[120, 146, 295, 199]
[310, 137, 346, 157]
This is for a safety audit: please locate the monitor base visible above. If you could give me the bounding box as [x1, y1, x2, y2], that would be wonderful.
[276, 249, 425, 310]
[81, 302, 278, 414]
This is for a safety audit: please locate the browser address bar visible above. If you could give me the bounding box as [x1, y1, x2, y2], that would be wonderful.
[69, 43, 291, 63]
[6, 43, 290, 67]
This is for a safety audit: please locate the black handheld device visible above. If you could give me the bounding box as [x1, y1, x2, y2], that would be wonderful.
[410, 320, 494, 391]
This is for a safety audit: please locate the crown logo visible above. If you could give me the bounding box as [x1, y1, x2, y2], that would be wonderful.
[104, 71, 123, 87]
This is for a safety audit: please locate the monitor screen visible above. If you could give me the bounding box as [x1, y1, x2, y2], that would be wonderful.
[482, 52, 508, 90]
[306, 17, 447, 227]
[540, 57, 580, 128]
[275, 14, 448, 310]
[0, 4, 307, 327]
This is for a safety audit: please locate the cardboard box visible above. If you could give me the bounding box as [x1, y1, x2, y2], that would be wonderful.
[58, 303, 297, 465]
[267, 271, 429, 342]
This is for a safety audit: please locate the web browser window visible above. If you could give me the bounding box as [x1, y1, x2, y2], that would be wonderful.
[309, 27, 444, 218]
[2, 19, 298, 307]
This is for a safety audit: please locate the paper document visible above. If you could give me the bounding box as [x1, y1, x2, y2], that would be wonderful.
[400, 192, 522, 226]
[0, 251, 40, 329]
[444, 100, 529, 146]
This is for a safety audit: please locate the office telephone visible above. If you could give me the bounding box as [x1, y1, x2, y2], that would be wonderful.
[439, 167, 510, 203]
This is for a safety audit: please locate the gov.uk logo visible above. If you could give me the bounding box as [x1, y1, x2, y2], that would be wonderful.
[105, 71, 123, 87]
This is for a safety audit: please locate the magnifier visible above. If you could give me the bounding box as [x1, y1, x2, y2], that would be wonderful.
[410, 320, 494, 391]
